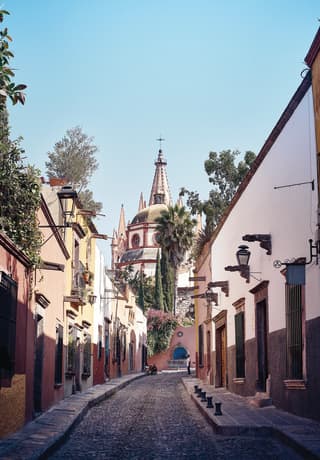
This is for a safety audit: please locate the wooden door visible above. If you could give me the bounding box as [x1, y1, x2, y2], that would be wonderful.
[256, 300, 268, 391]
[216, 325, 227, 387]
[34, 314, 44, 414]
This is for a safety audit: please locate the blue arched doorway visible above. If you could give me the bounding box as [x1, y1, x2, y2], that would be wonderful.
[173, 346, 188, 360]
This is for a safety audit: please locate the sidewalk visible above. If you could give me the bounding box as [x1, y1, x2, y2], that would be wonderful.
[182, 376, 320, 460]
[0, 373, 146, 460]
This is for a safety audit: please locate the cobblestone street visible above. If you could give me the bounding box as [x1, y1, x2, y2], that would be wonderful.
[49, 373, 302, 460]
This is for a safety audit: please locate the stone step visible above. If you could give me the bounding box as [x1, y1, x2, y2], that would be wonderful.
[248, 392, 273, 408]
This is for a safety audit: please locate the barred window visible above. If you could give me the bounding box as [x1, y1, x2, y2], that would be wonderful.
[83, 333, 91, 376]
[55, 324, 63, 384]
[67, 325, 77, 373]
[198, 324, 204, 367]
[0, 273, 17, 380]
[286, 284, 303, 379]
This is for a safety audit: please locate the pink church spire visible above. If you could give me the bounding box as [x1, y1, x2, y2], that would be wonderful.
[118, 204, 126, 239]
[138, 192, 145, 211]
[149, 141, 172, 206]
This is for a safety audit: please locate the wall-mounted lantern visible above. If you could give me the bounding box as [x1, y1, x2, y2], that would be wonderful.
[225, 245, 251, 283]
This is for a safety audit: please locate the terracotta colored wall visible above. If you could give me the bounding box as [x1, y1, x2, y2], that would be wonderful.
[93, 344, 105, 384]
[149, 325, 196, 371]
[0, 235, 32, 437]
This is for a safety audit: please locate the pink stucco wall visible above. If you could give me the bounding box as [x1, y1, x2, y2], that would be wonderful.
[149, 324, 196, 371]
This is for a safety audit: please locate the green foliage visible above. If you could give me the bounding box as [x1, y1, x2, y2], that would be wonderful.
[46, 126, 101, 213]
[131, 272, 154, 311]
[78, 189, 103, 213]
[147, 309, 179, 357]
[0, 11, 41, 265]
[138, 275, 145, 312]
[180, 149, 256, 255]
[154, 250, 164, 310]
[0, 130, 42, 265]
[0, 11, 27, 108]
[155, 204, 196, 270]
[160, 249, 174, 313]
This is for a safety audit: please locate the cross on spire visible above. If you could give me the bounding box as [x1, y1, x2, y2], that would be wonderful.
[156, 135, 165, 150]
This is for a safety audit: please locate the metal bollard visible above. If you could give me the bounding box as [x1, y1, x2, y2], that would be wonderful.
[196, 388, 202, 397]
[214, 402, 223, 416]
[201, 391, 207, 402]
[194, 385, 198, 393]
[206, 396, 214, 408]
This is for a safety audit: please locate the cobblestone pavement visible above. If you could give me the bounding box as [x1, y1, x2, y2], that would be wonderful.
[48, 373, 303, 460]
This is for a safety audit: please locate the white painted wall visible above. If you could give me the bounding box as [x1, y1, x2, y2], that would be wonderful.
[210, 88, 319, 348]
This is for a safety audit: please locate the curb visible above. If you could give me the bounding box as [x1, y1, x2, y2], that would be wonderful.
[182, 379, 320, 460]
[0, 373, 147, 460]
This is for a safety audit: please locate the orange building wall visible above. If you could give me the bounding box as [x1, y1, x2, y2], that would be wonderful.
[149, 325, 196, 371]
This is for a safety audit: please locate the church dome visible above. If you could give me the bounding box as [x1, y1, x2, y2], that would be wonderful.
[131, 203, 167, 224]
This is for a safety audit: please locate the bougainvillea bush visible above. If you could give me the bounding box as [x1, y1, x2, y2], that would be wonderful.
[147, 309, 179, 357]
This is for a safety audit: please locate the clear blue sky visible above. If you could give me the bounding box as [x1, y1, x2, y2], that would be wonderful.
[5, 1, 320, 265]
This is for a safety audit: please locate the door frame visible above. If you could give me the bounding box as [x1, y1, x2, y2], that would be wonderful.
[250, 281, 269, 393]
[213, 310, 227, 388]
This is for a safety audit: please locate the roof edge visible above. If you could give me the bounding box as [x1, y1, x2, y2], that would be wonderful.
[207, 71, 312, 249]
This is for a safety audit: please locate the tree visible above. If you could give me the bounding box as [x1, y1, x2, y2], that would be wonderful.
[45, 126, 102, 212]
[155, 204, 196, 315]
[138, 274, 145, 313]
[0, 10, 27, 110]
[160, 248, 174, 313]
[154, 250, 164, 311]
[0, 11, 42, 265]
[180, 149, 256, 255]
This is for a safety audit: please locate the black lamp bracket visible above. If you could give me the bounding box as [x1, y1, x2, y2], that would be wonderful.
[306, 239, 319, 265]
[224, 265, 250, 283]
[242, 234, 272, 255]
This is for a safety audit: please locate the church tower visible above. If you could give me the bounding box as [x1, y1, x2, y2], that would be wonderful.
[113, 144, 172, 276]
[149, 149, 172, 207]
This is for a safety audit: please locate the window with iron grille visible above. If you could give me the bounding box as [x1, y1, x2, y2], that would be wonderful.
[122, 331, 126, 362]
[55, 324, 63, 384]
[235, 311, 245, 378]
[286, 284, 303, 379]
[67, 325, 77, 374]
[83, 333, 91, 376]
[0, 273, 17, 380]
[198, 324, 204, 367]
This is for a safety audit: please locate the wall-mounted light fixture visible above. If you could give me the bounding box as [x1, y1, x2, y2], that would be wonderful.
[205, 288, 218, 305]
[242, 234, 272, 255]
[207, 281, 229, 297]
[57, 185, 78, 219]
[88, 294, 97, 305]
[225, 245, 251, 283]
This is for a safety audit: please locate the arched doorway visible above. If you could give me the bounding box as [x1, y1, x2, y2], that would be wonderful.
[173, 346, 188, 360]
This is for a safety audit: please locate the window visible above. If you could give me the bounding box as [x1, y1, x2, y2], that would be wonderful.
[55, 324, 63, 384]
[83, 333, 91, 376]
[235, 312, 245, 378]
[97, 326, 102, 360]
[131, 234, 140, 248]
[207, 330, 211, 372]
[198, 324, 204, 367]
[122, 331, 127, 362]
[0, 273, 17, 380]
[286, 284, 303, 379]
[67, 325, 77, 374]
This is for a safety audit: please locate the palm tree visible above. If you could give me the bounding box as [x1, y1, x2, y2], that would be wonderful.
[155, 204, 196, 314]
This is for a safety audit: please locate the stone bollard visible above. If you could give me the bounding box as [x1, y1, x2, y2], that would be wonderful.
[206, 396, 214, 408]
[214, 402, 223, 416]
[201, 391, 207, 402]
[194, 385, 198, 394]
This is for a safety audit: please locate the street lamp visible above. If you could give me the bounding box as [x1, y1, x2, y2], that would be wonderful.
[236, 245, 251, 266]
[225, 245, 251, 283]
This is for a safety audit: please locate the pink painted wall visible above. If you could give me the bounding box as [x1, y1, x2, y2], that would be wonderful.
[149, 325, 196, 371]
